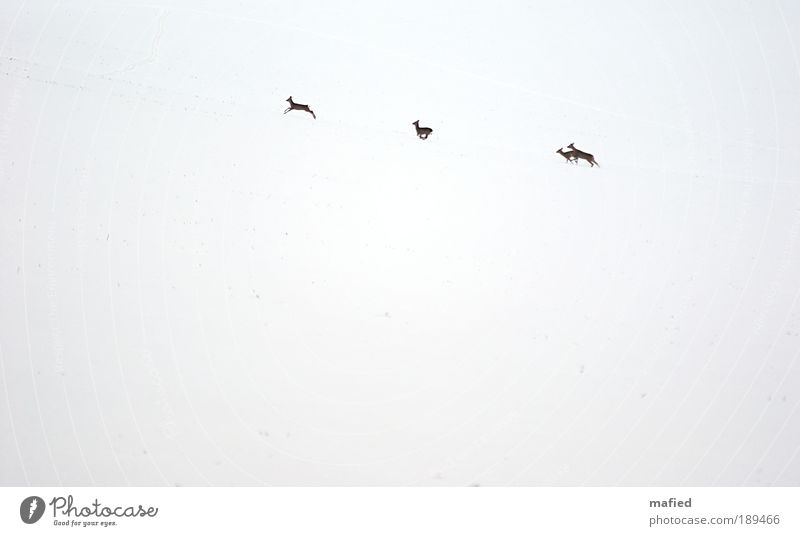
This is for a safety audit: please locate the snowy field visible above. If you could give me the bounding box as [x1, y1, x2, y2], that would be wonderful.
[1, 0, 800, 485]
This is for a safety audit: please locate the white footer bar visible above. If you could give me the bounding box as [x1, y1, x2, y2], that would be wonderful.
[1, 487, 796, 535]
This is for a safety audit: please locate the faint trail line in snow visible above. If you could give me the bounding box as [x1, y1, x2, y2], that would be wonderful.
[726, 214, 800, 485]
[151, 17, 279, 483]
[0, 2, 31, 485]
[708, 0, 800, 486]
[582, 0, 731, 486]
[45, 4, 98, 484]
[0, 343, 29, 483]
[101, 4, 182, 484]
[774, 432, 800, 483]
[655, 0, 782, 486]
[19, 0, 65, 487]
[749, 0, 800, 486]
[581, 0, 736, 485]
[607, 0, 730, 486]
[99, 7, 166, 77]
[67, 7, 133, 486]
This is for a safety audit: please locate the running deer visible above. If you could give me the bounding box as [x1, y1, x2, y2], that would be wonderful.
[556, 147, 578, 164]
[284, 96, 316, 119]
[412, 120, 433, 140]
[567, 143, 599, 167]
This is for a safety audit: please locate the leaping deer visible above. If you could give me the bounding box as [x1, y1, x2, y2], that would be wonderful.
[556, 147, 578, 164]
[284, 96, 316, 119]
[567, 143, 599, 167]
[412, 120, 433, 140]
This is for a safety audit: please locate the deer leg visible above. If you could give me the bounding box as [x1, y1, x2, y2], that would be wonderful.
[284, 108, 291, 114]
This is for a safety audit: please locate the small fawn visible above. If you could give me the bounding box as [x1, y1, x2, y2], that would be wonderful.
[284, 96, 316, 119]
[412, 120, 433, 140]
[567, 143, 599, 167]
[556, 147, 578, 164]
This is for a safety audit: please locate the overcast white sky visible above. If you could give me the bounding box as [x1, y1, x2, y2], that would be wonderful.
[1, 0, 800, 485]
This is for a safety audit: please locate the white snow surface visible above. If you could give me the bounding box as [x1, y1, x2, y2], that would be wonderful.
[1, 0, 800, 485]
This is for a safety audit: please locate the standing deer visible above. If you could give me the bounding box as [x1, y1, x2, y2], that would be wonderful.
[284, 96, 316, 119]
[412, 120, 433, 140]
[567, 143, 599, 167]
[556, 147, 578, 164]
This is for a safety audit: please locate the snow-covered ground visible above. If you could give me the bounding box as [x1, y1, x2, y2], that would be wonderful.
[1, 0, 799, 485]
